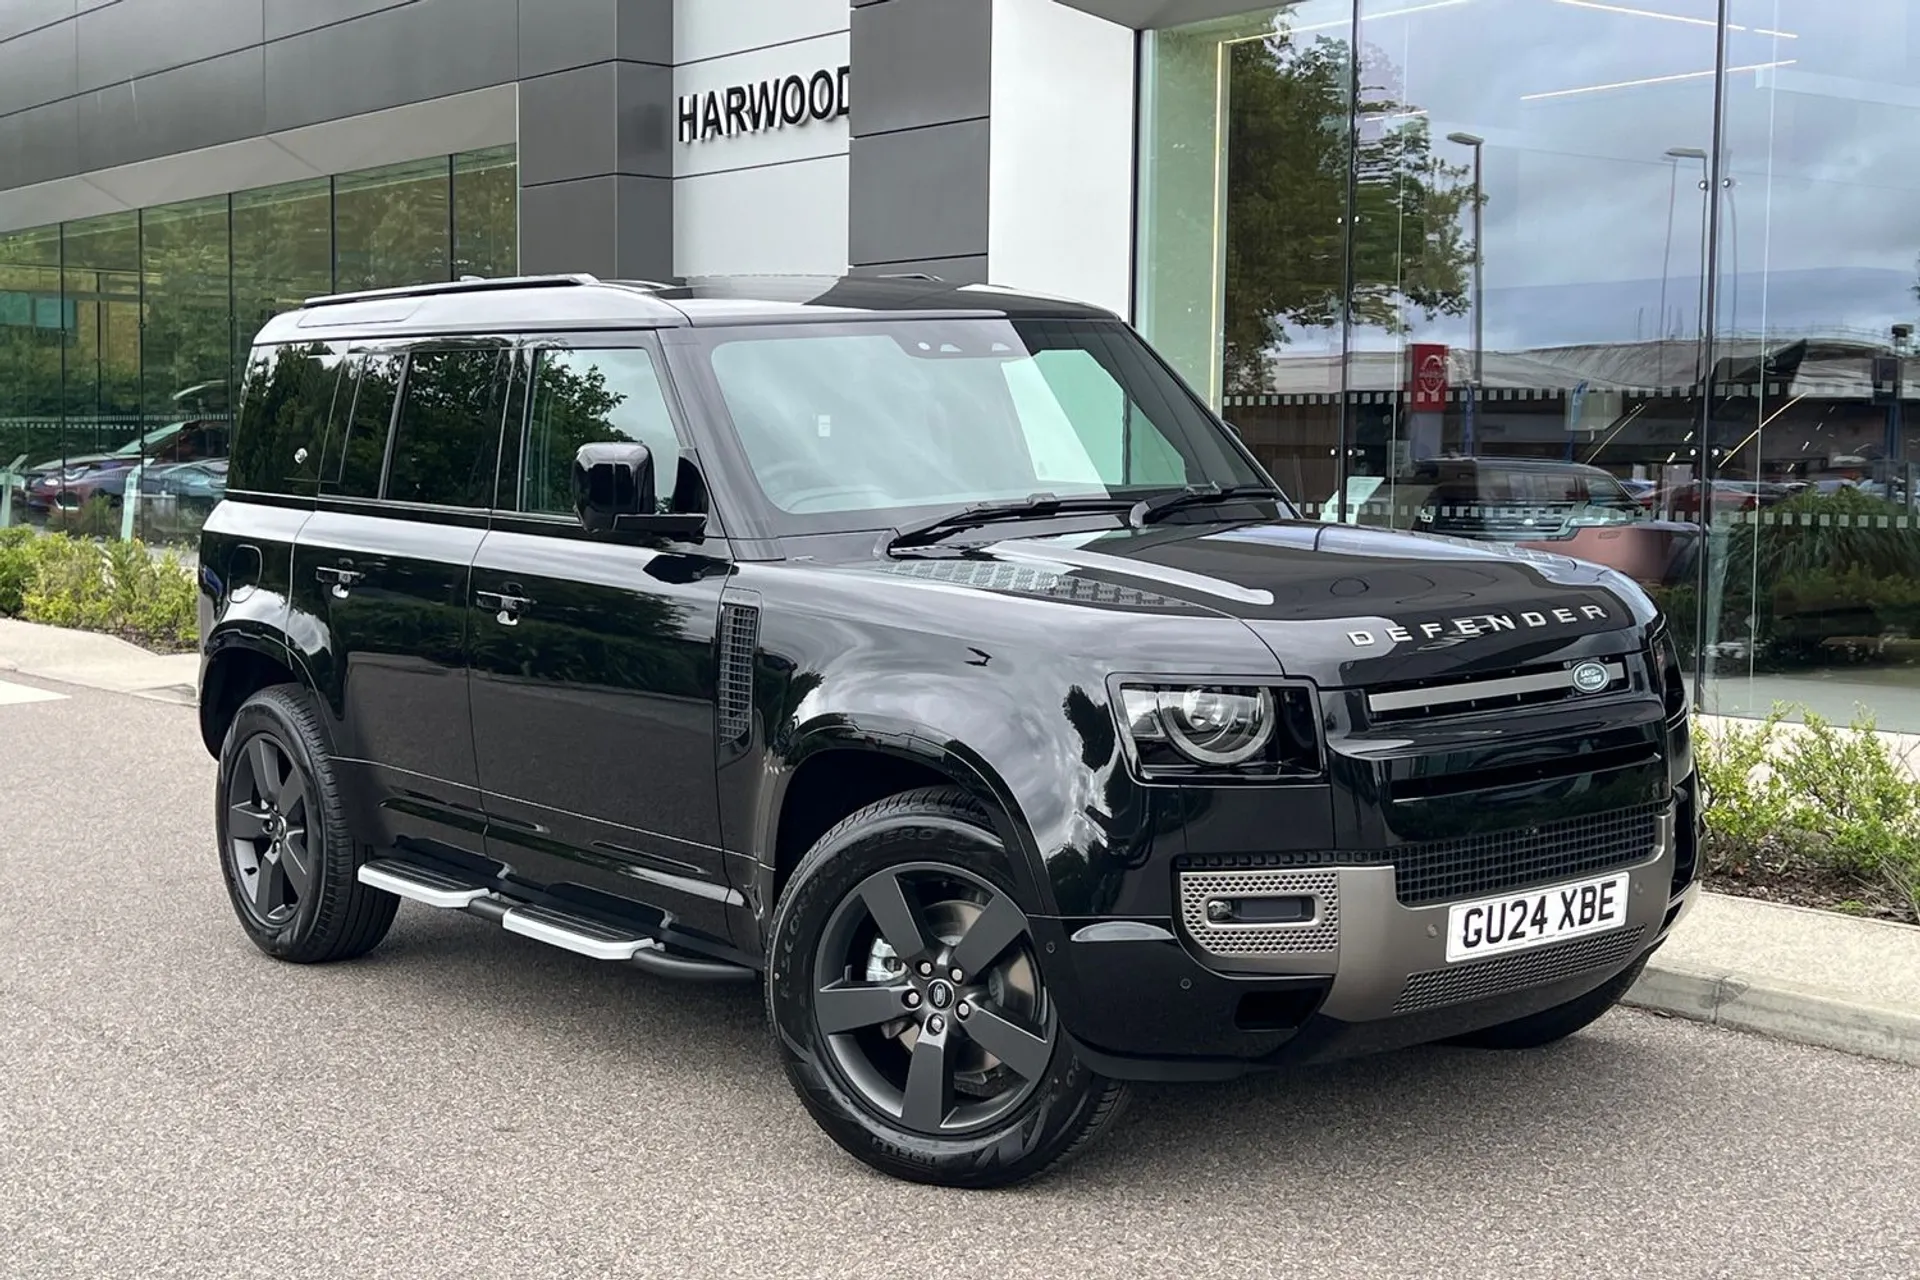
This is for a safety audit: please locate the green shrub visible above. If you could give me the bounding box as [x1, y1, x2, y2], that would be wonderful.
[1700, 703, 1920, 919]
[46, 494, 120, 539]
[0, 524, 34, 615]
[2, 529, 198, 651]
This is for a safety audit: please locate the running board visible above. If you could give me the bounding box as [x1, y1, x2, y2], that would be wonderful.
[356, 858, 754, 984]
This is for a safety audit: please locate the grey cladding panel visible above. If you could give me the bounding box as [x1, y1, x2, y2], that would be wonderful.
[76, 0, 264, 92]
[518, 60, 670, 185]
[0, 19, 77, 119]
[77, 46, 265, 173]
[262, 0, 517, 132]
[520, 174, 620, 277]
[849, 0, 989, 137]
[517, 63, 618, 186]
[849, 118, 988, 266]
[516, 0, 615, 78]
[0, 98, 81, 189]
[266, 0, 414, 41]
[612, 174, 672, 282]
[614, 0, 669, 65]
[0, 0, 75, 46]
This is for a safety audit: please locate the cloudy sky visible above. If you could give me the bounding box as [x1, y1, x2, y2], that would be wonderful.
[1247, 0, 1920, 357]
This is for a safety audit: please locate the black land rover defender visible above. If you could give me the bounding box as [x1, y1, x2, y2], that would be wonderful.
[196, 274, 1700, 1188]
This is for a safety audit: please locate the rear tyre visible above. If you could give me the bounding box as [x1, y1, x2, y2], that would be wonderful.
[767, 786, 1129, 1188]
[215, 684, 397, 963]
[1445, 954, 1650, 1050]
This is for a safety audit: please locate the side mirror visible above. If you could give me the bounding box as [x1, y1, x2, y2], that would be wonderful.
[570, 441, 707, 541]
[572, 441, 655, 533]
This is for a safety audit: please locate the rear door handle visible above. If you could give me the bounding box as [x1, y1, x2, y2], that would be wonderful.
[314, 563, 366, 598]
[475, 588, 533, 625]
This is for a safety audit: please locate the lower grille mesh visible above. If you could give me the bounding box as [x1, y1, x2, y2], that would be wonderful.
[1393, 925, 1646, 1013]
[1392, 804, 1660, 906]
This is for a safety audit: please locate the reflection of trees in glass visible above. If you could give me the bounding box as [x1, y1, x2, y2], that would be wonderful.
[229, 343, 339, 495]
[334, 159, 452, 292]
[453, 146, 519, 279]
[141, 197, 234, 441]
[330, 355, 402, 499]
[387, 349, 512, 507]
[1223, 31, 1474, 394]
[523, 355, 653, 514]
[233, 180, 332, 365]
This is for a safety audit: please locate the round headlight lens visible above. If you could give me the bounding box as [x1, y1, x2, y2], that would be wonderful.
[1163, 687, 1275, 766]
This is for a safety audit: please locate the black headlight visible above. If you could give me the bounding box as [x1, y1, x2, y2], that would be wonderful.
[1116, 681, 1323, 780]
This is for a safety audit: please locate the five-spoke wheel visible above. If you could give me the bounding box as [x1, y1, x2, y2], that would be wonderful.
[214, 684, 397, 963]
[769, 786, 1128, 1187]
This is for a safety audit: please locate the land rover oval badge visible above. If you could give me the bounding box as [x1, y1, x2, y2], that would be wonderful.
[1571, 660, 1610, 694]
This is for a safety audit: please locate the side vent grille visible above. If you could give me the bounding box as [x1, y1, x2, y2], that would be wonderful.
[717, 602, 760, 745]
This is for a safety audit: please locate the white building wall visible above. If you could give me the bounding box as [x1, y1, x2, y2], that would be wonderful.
[986, 0, 1137, 317]
[671, 1, 851, 277]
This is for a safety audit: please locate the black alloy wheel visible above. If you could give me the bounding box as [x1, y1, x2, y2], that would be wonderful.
[226, 733, 315, 928]
[214, 684, 397, 963]
[812, 862, 1057, 1137]
[768, 787, 1128, 1188]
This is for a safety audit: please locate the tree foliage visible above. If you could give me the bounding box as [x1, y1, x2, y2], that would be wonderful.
[1222, 31, 1477, 394]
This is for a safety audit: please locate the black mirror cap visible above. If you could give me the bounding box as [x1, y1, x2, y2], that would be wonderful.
[572, 441, 655, 533]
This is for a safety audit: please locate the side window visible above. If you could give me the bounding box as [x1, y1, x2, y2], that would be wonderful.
[228, 342, 344, 496]
[386, 347, 512, 507]
[323, 353, 402, 500]
[519, 347, 681, 515]
[1005, 348, 1189, 488]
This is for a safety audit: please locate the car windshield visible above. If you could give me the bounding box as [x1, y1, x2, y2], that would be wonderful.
[697, 317, 1273, 526]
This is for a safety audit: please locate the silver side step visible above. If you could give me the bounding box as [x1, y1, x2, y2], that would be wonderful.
[358, 859, 489, 908]
[502, 904, 653, 961]
[355, 857, 754, 984]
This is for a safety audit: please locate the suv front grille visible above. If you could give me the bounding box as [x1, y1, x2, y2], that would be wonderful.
[1176, 803, 1664, 907]
[1364, 656, 1633, 724]
[1390, 803, 1661, 905]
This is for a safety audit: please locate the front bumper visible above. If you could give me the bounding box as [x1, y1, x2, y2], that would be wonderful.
[1037, 796, 1699, 1082]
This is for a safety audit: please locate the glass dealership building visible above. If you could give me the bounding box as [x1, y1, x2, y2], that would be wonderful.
[0, 0, 1913, 728]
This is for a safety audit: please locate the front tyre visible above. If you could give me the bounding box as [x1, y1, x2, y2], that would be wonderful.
[767, 787, 1128, 1188]
[215, 684, 397, 963]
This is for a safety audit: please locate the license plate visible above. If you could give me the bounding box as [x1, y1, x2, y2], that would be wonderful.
[1445, 871, 1630, 963]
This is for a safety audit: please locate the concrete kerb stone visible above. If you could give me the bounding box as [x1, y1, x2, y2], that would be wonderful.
[1626, 959, 1920, 1068]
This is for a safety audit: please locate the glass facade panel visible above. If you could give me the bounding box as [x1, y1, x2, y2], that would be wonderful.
[1701, 0, 1920, 729]
[1138, 3, 1920, 729]
[334, 157, 453, 293]
[0, 146, 515, 542]
[454, 146, 519, 280]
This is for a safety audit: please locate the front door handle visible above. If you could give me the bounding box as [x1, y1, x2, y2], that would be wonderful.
[475, 588, 533, 625]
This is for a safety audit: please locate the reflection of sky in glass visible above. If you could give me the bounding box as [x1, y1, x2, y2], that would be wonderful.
[1265, 0, 1920, 357]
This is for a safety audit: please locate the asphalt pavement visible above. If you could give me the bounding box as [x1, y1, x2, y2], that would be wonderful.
[3, 675, 1918, 1280]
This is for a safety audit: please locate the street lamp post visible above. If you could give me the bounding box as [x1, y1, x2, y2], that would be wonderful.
[1448, 132, 1484, 454]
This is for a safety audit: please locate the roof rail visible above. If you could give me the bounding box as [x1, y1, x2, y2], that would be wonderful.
[300, 273, 604, 309]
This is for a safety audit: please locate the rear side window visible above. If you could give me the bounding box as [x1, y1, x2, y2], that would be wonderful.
[322, 353, 402, 500]
[229, 342, 345, 496]
[386, 347, 513, 508]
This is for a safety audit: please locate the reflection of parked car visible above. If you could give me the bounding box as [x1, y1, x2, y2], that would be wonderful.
[1395, 456, 1700, 588]
[1660, 479, 1792, 517]
[15, 419, 230, 515]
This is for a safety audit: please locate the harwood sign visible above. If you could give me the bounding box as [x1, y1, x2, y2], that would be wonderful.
[678, 65, 851, 143]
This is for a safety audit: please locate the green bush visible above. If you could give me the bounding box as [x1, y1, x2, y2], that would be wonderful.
[46, 494, 121, 539]
[1700, 704, 1920, 920]
[0, 530, 198, 651]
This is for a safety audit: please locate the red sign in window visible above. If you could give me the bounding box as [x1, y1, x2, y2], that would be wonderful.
[1409, 343, 1449, 411]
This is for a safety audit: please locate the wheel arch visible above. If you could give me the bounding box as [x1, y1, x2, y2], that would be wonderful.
[198, 627, 319, 758]
[757, 716, 1052, 918]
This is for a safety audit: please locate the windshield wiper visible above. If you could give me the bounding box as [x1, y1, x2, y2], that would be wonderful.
[1127, 483, 1284, 528]
[887, 493, 1133, 551]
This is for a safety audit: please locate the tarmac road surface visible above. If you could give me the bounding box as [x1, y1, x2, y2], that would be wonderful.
[3, 676, 1917, 1279]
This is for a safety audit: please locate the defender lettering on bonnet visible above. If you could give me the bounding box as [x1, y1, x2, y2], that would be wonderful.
[1346, 603, 1609, 648]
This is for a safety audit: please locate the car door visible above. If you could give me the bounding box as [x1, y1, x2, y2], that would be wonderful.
[467, 334, 737, 944]
[290, 339, 514, 864]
